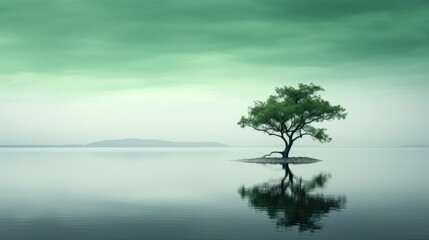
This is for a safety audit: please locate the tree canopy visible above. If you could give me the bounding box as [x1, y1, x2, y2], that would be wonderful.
[238, 83, 347, 158]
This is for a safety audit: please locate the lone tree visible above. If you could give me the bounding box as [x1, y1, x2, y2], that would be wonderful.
[238, 83, 347, 158]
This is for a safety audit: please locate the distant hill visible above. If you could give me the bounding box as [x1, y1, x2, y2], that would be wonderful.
[401, 145, 429, 148]
[86, 138, 229, 148]
[0, 138, 229, 148]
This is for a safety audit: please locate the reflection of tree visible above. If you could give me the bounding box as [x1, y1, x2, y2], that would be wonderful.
[238, 164, 346, 232]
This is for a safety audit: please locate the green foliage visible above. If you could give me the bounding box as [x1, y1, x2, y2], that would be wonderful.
[238, 83, 347, 152]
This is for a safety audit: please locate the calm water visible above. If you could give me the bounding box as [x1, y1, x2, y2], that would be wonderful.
[0, 147, 428, 240]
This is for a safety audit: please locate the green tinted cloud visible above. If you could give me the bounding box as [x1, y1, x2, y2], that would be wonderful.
[0, 0, 428, 90]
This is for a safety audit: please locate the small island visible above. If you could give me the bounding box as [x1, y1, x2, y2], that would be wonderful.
[237, 157, 321, 165]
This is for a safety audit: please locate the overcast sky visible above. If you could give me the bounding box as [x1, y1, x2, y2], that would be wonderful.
[1, 0, 428, 147]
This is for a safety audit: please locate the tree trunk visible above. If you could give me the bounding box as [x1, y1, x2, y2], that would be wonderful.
[282, 140, 293, 158]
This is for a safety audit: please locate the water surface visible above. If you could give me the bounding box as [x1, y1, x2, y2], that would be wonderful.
[0, 147, 428, 239]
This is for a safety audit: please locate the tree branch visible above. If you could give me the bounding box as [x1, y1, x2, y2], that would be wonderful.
[261, 151, 283, 158]
[304, 116, 324, 125]
[292, 132, 311, 141]
[251, 126, 283, 138]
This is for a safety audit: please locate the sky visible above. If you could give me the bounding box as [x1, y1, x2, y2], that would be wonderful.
[0, 0, 428, 147]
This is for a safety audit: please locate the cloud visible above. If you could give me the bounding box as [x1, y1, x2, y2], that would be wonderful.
[0, 0, 428, 91]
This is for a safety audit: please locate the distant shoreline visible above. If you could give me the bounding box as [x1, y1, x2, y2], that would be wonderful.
[0, 138, 427, 149]
[400, 145, 429, 148]
[1, 145, 428, 149]
[0, 138, 229, 148]
[0, 145, 229, 148]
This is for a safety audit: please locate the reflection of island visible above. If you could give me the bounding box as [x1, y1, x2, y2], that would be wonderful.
[238, 164, 346, 232]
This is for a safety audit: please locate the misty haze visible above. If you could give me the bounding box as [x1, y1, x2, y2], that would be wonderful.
[1, 0, 429, 240]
